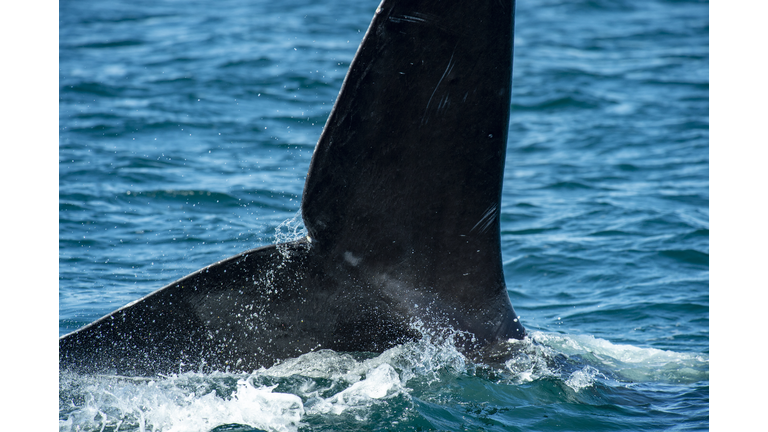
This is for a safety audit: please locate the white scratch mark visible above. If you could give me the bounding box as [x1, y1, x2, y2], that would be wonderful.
[389, 14, 428, 24]
[422, 50, 456, 125]
[470, 204, 498, 234]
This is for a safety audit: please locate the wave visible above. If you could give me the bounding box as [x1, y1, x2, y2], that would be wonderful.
[59, 331, 707, 432]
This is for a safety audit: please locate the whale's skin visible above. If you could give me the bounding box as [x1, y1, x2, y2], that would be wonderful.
[59, 0, 525, 376]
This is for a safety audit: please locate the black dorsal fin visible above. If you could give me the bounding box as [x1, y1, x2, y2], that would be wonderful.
[302, 0, 522, 333]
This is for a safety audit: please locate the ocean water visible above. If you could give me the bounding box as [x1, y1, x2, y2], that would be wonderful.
[58, 0, 709, 430]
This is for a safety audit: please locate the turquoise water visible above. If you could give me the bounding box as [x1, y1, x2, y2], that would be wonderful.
[59, 0, 709, 430]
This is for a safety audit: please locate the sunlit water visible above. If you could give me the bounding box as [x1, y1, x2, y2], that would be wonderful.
[59, 0, 709, 430]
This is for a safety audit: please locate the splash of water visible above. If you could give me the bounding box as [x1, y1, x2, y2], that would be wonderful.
[59, 331, 708, 431]
[274, 210, 307, 245]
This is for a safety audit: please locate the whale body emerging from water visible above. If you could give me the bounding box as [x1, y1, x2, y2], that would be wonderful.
[59, 0, 526, 376]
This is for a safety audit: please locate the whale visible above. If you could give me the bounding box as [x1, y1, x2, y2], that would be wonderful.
[59, 0, 526, 376]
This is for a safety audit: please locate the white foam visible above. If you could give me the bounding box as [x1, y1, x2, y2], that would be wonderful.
[565, 366, 602, 391]
[60, 345, 424, 431]
[60, 373, 304, 432]
[143, 380, 304, 432]
[60, 331, 708, 430]
[517, 331, 709, 385]
[262, 349, 363, 382]
[307, 364, 403, 416]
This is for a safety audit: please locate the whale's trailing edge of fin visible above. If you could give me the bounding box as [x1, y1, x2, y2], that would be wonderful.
[60, 0, 524, 376]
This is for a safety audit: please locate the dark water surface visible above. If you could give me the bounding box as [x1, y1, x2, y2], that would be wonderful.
[59, 0, 709, 430]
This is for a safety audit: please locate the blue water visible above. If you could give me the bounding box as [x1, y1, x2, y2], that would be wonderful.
[59, 0, 709, 430]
